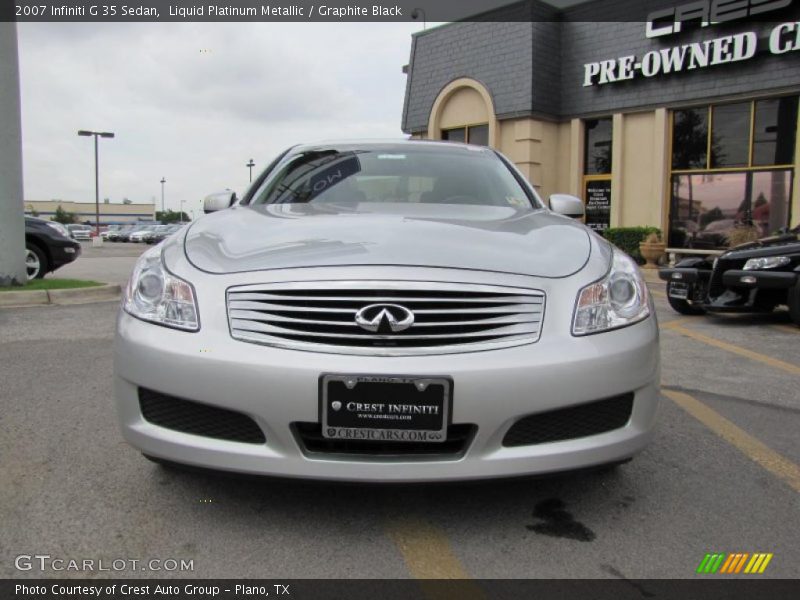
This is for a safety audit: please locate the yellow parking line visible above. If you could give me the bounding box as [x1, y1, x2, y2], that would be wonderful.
[661, 321, 800, 377]
[663, 389, 800, 494]
[772, 324, 800, 335]
[386, 517, 472, 579]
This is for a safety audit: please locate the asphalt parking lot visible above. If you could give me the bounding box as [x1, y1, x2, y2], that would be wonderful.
[1, 250, 798, 580]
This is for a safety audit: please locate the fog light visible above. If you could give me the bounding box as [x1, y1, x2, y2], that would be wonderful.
[671, 272, 683, 280]
[740, 275, 757, 285]
[64, 247, 76, 254]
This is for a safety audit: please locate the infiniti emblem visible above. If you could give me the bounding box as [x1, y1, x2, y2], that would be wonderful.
[354, 303, 415, 333]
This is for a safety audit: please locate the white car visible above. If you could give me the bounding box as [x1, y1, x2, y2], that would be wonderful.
[128, 227, 156, 243]
[115, 140, 659, 482]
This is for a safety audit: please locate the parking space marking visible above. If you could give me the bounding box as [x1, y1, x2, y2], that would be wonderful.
[385, 517, 473, 579]
[661, 321, 800, 377]
[663, 388, 800, 494]
[772, 324, 800, 335]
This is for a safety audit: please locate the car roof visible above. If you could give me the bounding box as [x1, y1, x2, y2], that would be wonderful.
[286, 139, 494, 155]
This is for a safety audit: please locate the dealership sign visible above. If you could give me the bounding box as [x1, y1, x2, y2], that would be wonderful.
[583, 4, 799, 86]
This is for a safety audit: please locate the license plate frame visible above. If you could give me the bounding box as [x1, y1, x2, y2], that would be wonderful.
[320, 374, 451, 444]
[668, 283, 689, 299]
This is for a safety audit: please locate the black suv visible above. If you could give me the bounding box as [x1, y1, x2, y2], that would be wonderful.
[25, 217, 82, 279]
[659, 225, 800, 326]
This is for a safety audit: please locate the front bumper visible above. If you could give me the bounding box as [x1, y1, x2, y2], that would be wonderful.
[721, 269, 797, 289]
[114, 303, 660, 482]
[51, 240, 81, 271]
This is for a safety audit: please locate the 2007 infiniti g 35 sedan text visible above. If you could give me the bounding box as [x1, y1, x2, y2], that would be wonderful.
[114, 141, 660, 481]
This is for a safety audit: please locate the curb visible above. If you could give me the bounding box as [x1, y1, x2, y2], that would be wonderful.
[0, 284, 122, 308]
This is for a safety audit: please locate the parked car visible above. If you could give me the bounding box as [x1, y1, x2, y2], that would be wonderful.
[101, 225, 121, 240]
[659, 225, 800, 325]
[107, 225, 134, 242]
[67, 224, 93, 240]
[129, 226, 157, 243]
[115, 140, 659, 481]
[25, 217, 82, 279]
[148, 224, 184, 244]
[143, 224, 178, 244]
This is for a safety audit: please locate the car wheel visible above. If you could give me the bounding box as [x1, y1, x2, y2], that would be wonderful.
[25, 243, 48, 280]
[789, 282, 800, 327]
[666, 283, 705, 315]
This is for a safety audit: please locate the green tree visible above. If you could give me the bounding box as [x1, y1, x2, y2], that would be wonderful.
[156, 209, 190, 224]
[53, 205, 78, 224]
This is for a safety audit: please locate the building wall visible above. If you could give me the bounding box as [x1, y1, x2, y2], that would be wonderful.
[403, 22, 534, 134]
[614, 111, 668, 229]
[560, 20, 800, 118]
[24, 200, 155, 224]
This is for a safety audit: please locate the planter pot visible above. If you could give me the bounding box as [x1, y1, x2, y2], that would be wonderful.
[639, 242, 666, 269]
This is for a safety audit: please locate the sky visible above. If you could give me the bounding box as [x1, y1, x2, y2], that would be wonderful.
[17, 22, 423, 217]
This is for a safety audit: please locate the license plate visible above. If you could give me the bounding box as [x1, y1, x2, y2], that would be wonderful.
[321, 375, 450, 443]
[668, 283, 689, 299]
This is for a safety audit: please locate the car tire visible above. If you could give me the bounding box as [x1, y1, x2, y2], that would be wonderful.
[666, 283, 706, 315]
[25, 242, 48, 280]
[789, 281, 800, 327]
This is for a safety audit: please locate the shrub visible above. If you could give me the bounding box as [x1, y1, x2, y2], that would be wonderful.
[602, 226, 661, 264]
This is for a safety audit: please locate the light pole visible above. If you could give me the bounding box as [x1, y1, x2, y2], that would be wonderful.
[246, 159, 255, 183]
[160, 177, 166, 216]
[77, 130, 114, 235]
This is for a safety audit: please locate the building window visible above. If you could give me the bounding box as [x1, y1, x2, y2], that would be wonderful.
[441, 124, 489, 146]
[710, 102, 751, 168]
[672, 108, 708, 170]
[668, 95, 797, 250]
[584, 118, 612, 175]
[753, 96, 799, 166]
[671, 96, 798, 172]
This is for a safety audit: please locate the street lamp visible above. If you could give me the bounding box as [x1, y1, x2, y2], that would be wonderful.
[160, 177, 166, 215]
[77, 129, 115, 235]
[246, 159, 255, 183]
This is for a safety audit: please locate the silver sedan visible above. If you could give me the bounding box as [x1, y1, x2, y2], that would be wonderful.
[114, 141, 659, 482]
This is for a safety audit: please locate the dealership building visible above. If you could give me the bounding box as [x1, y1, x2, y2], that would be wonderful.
[24, 199, 156, 224]
[402, 0, 800, 251]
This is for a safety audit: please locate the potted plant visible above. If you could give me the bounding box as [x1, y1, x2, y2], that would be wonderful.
[638, 231, 666, 269]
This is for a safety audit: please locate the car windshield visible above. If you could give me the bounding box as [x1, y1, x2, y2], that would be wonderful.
[251, 145, 537, 209]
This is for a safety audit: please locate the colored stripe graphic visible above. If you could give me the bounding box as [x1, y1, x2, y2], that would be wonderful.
[699, 553, 774, 575]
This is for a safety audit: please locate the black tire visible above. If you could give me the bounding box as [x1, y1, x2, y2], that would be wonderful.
[25, 242, 48, 280]
[666, 282, 706, 315]
[789, 282, 800, 327]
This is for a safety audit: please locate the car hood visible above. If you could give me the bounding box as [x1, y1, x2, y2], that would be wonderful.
[183, 203, 592, 278]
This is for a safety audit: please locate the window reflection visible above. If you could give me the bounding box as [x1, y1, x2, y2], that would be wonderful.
[584, 118, 612, 174]
[710, 102, 750, 168]
[669, 169, 793, 248]
[753, 97, 798, 166]
[672, 108, 708, 170]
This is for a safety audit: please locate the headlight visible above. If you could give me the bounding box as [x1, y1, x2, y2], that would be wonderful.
[743, 256, 790, 270]
[572, 249, 650, 336]
[45, 221, 71, 238]
[123, 246, 199, 331]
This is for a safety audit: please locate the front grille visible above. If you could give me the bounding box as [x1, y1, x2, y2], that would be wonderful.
[227, 281, 545, 355]
[138, 388, 266, 444]
[709, 256, 745, 298]
[502, 393, 634, 447]
[293, 422, 476, 458]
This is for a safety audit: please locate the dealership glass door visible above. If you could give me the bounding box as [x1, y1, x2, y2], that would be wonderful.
[583, 118, 613, 232]
[583, 176, 612, 232]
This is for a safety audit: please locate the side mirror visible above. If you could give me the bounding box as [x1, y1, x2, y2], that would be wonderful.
[549, 194, 585, 219]
[203, 190, 237, 214]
